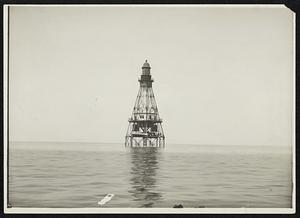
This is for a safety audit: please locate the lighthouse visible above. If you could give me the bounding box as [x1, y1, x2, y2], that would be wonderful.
[125, 60, 165, 147]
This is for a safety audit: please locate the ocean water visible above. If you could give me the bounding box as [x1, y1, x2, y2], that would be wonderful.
[8, 142, 292, 208]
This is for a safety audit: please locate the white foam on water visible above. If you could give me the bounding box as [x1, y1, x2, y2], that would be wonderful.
[98, 194, 114, 206]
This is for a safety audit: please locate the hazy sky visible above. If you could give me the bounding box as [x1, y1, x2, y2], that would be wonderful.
[9, 5, 294, 146]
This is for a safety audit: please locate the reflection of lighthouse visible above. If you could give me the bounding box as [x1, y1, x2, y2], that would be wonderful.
[128, 148, 162, 207]
[125, 60, 165, 147]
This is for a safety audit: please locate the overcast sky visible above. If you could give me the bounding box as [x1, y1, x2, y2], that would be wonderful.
[9, 5, 294, 146]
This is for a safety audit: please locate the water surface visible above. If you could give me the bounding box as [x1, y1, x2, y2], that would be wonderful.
[9, 142, 292, 208]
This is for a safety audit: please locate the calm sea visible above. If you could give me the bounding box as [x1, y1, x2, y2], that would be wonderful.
[8, 142, 292, 208]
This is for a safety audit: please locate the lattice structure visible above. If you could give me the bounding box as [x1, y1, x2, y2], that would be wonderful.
[125, 60, 165, 147]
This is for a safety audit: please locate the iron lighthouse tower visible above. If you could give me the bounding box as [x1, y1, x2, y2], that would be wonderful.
[125, 60, 165, 147]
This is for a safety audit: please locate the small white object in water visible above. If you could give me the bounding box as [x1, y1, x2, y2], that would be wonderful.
[98, 194, 114, 205]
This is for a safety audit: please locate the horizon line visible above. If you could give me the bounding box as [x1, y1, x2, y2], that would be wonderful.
[8, 140, 290, 147]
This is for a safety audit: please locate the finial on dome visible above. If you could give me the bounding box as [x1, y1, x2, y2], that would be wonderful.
[142, 60, 151, 69]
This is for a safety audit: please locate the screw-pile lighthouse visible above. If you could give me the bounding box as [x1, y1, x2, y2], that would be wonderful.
[125, 60, 165, 147]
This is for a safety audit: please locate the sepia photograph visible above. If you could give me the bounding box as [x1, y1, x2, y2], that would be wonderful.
[3, 4, 295, 213]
